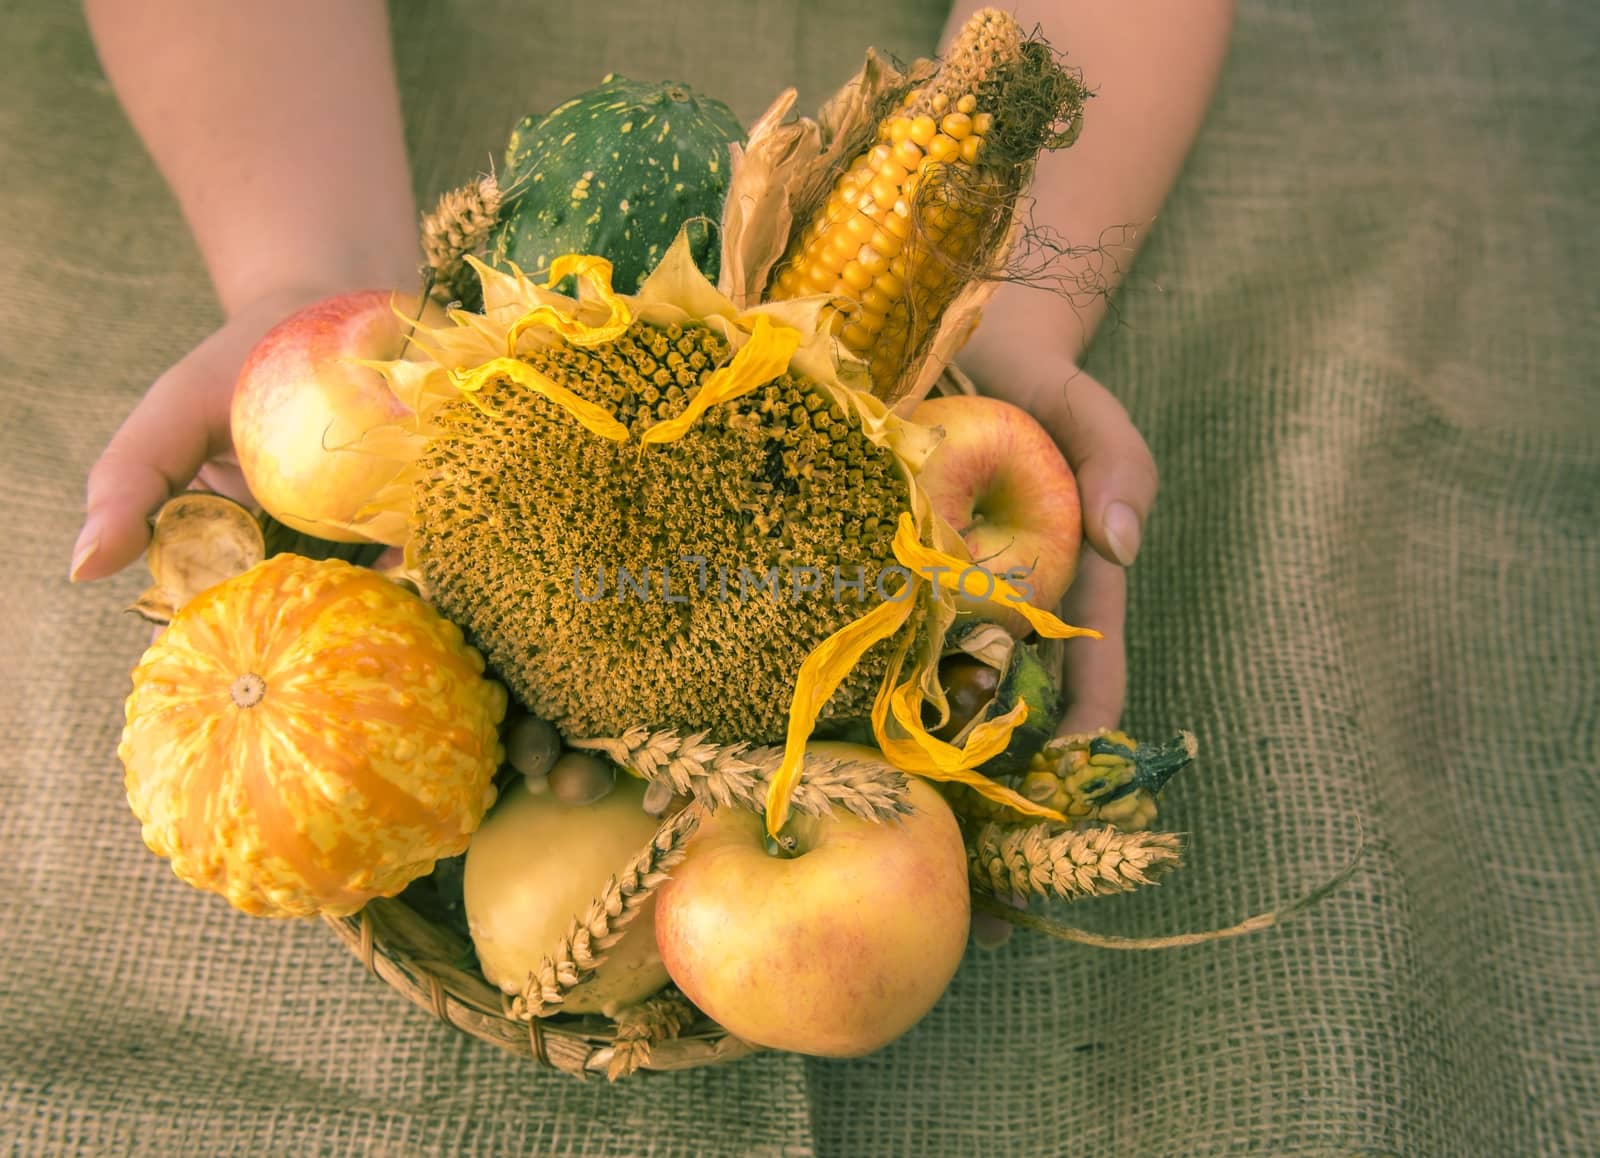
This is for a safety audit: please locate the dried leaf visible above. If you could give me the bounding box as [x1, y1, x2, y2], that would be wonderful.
[128, 494, 265, 623]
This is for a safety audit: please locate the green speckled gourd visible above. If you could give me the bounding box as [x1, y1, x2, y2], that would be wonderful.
[490, 75, 744, 293]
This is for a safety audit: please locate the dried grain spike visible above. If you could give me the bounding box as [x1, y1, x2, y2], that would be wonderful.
[605, 990, 696, 1081]
[570, 728, 912, 822]
[422, 174, 502, 308]
[514, 804, 703, 1020]
[966, 821, 1183, 902]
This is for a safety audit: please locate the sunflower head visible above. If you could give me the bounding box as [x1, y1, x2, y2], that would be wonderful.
[413, 312, 917, 744]
[357, 231, 1097, 837]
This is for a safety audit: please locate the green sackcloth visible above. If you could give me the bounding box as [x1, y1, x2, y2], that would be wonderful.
[2, 0, 1595, 1153]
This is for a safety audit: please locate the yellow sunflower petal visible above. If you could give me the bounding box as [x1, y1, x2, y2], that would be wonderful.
[448, 357, 631, 441]
[870, 666, 1068, 824]
[888, 513, 1102, 640]
[766, 588, 916, 836]
[889, 677, 1028, 770]
[640, 314, 802, 445]
[503, 254, 633, 354]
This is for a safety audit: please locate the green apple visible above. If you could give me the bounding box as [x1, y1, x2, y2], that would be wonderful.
[653, 743, 971, 1056]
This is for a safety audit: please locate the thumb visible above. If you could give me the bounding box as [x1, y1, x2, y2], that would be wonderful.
[71, 353, 233, 582]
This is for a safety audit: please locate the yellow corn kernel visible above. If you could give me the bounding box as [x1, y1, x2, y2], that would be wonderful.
[956, 93, 977, 115]
[860, 286, 894, 314]
[845, 212, 876, 242]
[868, 175, 900, 210]
[840, 261, 873, 292]
[840, 321, 873, 349]
[882, 207, 912, 240]
[908, 115, 938, 147]
[856, 308, 889, 336]
[868, 226, 903, 258]
[803, 264, 837, 293]
[888, 117, 913, 145]
[931, 92, 950, 113]
[856, 246, 890, 277]
[926, 135, 960, 164]
[941, 112, 973, 140]
[892, 139, 924, 170]
[823, 230, 858, 267]
[875, 269, 906, 298]
[972, 112, 993, 135]
[959, 135, 982, 164]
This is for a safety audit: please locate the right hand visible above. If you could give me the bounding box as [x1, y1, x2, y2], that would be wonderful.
[69, 287, 347, 582]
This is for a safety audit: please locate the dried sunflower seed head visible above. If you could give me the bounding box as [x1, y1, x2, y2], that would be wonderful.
[413, 320, 917, 743]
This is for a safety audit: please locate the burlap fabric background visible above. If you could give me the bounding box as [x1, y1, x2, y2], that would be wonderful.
[3, 0, 1595, 1153]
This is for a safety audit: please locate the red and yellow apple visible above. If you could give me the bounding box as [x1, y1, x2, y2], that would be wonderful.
[231, 289, 443, 543]
[911, 394, 1081, 636]
[654, 743, 971, 1057]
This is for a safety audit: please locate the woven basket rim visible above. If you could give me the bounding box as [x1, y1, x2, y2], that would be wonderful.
[324, 894, 761, 1079]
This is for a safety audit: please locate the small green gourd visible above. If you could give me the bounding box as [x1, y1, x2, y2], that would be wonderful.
[491, 75, 744, 293]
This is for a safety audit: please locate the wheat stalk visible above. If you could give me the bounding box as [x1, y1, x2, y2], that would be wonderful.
[421, 173, 501, 307]
[605, 990, 697, 1081]
[967, 821, 1183, 902]
[513, 803, 704, 1020]
[570, 727, 910, 822]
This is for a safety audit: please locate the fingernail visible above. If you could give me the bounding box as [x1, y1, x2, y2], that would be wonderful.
[1103, 501, 1142, 567]
[69, 523, 102, 582]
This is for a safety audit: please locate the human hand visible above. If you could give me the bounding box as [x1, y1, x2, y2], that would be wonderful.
[1033, 362, 1159, 736]
[957, 356, 1159, 735]
[959, 357, 1158, 949]
[68, 287, 357, 582]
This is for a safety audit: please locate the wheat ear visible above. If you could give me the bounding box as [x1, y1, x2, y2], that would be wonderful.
[514, 803, 703, 1020]
[570, 727, 910, 822]
[421, 173, 501, 307]
[605, 990, 697, 1081]
[967, 821, 1183, 902]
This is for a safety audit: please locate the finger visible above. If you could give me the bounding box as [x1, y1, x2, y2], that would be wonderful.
[1032, 366, 1159, 568]
[1056, 548, 1127, 734]
[71, 355, 232, 581]
[972, 909, 1015, 950]
[972, 892, 1024, 950]
[193, 459, 254, 506]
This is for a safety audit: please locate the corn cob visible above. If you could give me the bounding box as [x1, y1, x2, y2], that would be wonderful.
[765, 8, 1087, 397]
[946, 729, 1198, 831]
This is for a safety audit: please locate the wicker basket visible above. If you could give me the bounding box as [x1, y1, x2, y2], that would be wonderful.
[319, 365, 995, 1078]
[324, 894, 760, 1078]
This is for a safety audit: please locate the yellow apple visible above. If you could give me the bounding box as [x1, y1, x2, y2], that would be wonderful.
[464, 775, 670, 1016]
[654, 743, 971, 1057]
[231, 289, 442, 543]
[911, 394, 1082, 636]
